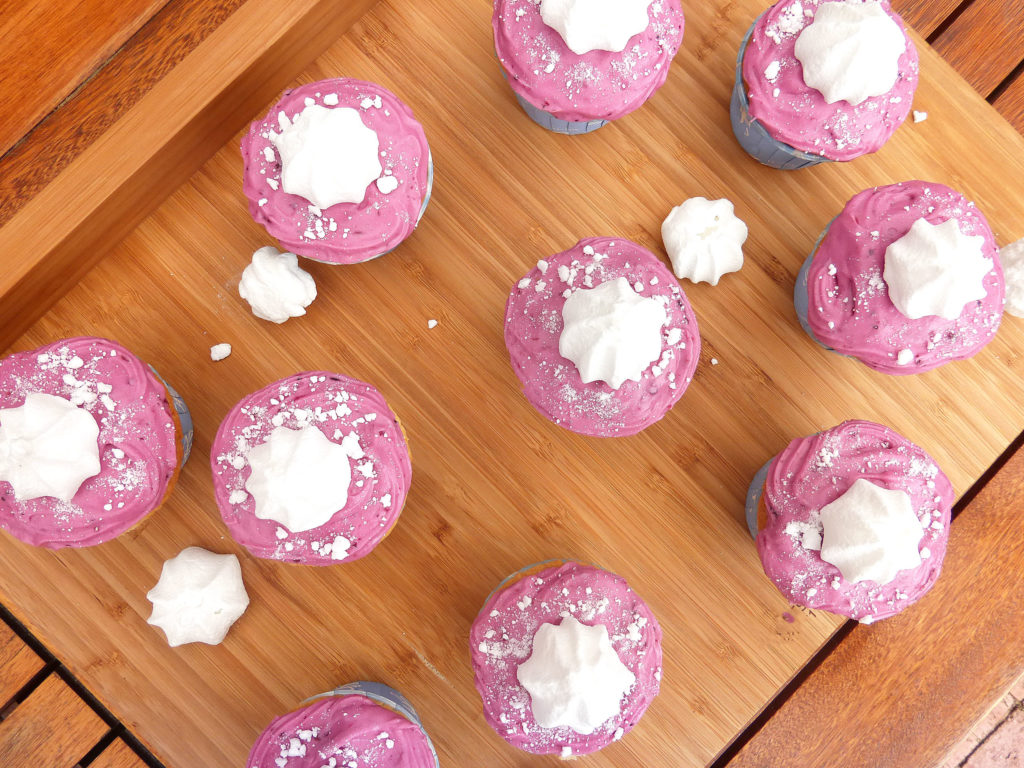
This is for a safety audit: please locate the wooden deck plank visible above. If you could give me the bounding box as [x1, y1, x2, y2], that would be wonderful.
[0, 0, 169, 158]
[932, 0, 1024, 96]
[0, 0, 247, 231]
[891, 0, 965, 38]
[726, 440, 1024, 768]
[0, 623, 43, 707]
[89, 739, 148, 768]
[0, 674, 108, 768]
[993, 70, 1024, 135]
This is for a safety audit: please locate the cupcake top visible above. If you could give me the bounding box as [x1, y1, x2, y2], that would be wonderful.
[210, 372, 411, 565]
[0, 337, 181, 549]
[806, 181, 1004, 374]
[470, 561, 662, 756]
[504, 237, 700, 437]
[742, 0, 918, 161]
[757, 420, 952, 622]
[246, 693, 436, 768]
[493, 0, 685, 122]
[241, 78, 431, 264]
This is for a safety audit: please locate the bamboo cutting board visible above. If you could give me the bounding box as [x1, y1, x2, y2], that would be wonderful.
[2, 0, 1024, 766]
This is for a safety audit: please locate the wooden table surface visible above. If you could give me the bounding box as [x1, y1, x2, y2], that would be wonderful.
[1, 2, 1023, 767]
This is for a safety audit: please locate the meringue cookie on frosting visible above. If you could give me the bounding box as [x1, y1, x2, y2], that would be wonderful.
[559, 277, 667, 389]
[0, 392, 100, 502]
[238, 246, 316, 324]
[661, 197, 748, 286]
[884, 217, 992, 321]
[999, 238, 1024, 318]
[147, 547, 249, 647]
[819, 478, 923, 585]
[244, 425, 353, 533]
[517, 615, 636, 734]
[794, 0, 906, 106]
[539, 0, 653, 55]
[270, 104, 382, 209]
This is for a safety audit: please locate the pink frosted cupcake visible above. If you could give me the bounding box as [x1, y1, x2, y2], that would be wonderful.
[744, 420, 953, 623]
[210, 372, 411, 565]
[493, 0, 685, 134]
[732, 0, 919, 169]
[246, 682, 438, 767]
[795, 181, 1004, 374]
[241, 78, 432, 263]
[504, 237, 699, 437]
[0, 337, 190, 549]
[469, 561, 662, 757]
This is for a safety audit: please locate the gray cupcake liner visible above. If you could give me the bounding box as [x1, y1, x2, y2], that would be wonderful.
[148, 365, 192, 466]
[793, 220, 836, 351]
[730, 21, 830, 171]
[514, 92, 609, 135]
[744, 458, 774, 539]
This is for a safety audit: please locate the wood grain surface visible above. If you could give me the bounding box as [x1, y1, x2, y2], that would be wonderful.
[0, 0, 168, 157]
[891, 0, 966, 38]
[727, 440, 1024, 768]
[0, 623, 43, 706]
[0, 674, 107, 768]
[0, 0, 247, 231]
[90, 739, 148, 768]
[932, 0, 1024, 96]
[2, 2, 1024, 768]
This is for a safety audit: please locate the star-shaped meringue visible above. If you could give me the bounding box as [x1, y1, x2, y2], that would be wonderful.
[516, 616, 635, 734]
[0, 392, 100, 502]
[147, 547, 250, 647]
[661, 197, 748, 286]
[540, 0, 652, 55]
[884, 218, 992, 320]
[819, 478, 924, 585]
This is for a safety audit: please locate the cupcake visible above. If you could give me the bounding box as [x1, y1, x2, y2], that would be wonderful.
[745, 420, 952, 622]
[246, 682, 438, 767]
[731, 0, 918, 169]
[0, 337, 190, 548]
[492, 0, 685, 134]
[469, 561, 662, 757]
[794, 181, 1004, 374]
[504, 237, 700, 437]
[241, 78, 432, 264]
[210, 372, 411, 565]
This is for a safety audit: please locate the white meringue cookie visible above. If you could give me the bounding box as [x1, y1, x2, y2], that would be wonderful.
[794, 0, 906, 106]
[517, 616, 635, 734]
[661, 197, 748, 286]
[238, 246, 317, 324]
[0, 392, 100, 502]
[147, 547, 249, 647]
[540, 0, 652, 55]
[999, 238, 1024, 318]
[884, 218, 991, 321]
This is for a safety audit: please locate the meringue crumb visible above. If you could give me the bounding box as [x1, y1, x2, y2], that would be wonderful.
[897, 349, 914, 366]
[427, 319, 438, 329]
[210, 343, 232, 361]
[913, 110, 928, 123]
[711, 358, 719, 365]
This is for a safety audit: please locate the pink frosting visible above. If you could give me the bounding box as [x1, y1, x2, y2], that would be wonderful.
[504, 237, 699, 437]
[757, 420, 952, 622]
[0, 337, 180, 548]
[469, 562, 662, 755]
[742, 0, 918, 161]
[241, 79, 430, 264]
[210, 372, 411, 565]
[493, 0, 684, 122]
[807, 181, 1004, 374]
[246, 694, 435, 768]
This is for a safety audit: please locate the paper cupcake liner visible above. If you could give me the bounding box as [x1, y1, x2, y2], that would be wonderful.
[514, 93, 609, 135]
[308, 681, 440, 767]
[744, 458, 774, 540]
[730, 21, 829, 171]
[148, 365, 193, 466]
[793, 221, 836, 352]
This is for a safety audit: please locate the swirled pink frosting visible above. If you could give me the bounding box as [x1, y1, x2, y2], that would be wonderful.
[210, 372, 411, 565]
[0, 337, 180, 548]
[742, 0, 918, 161]
[246, 694, 435, 768]
[504, 237, 700, 437]
[469, 562, 662, 755]
[806, 181, 1004, 374]
[241, 79, 430, 264]
[493, 0, 684, 122]
[757, 420, 952, 622]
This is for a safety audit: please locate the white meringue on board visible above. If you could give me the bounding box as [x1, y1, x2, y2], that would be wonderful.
[999, 238, 1024, 318]
[147, 547, 250, 647]
[540, 0, 652, 55]
[238, 246, 317, 324]
[661, 197, 748, 286]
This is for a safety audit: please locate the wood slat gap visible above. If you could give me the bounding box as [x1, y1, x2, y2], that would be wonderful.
[0, 664, 58, 723]
[988, 57, 1024, 104]
[76, 729, 120, 768]
[926, 0, 976, 44]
